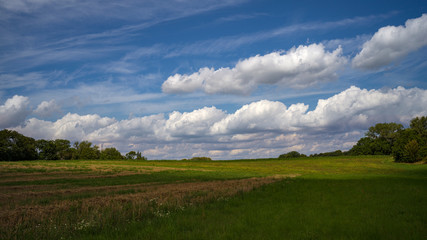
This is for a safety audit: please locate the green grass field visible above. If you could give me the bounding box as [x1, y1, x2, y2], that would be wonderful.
[0, 156, 426, 239]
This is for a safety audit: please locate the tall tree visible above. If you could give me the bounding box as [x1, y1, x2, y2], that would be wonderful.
[410, 116, 427, 138]
[126, 151, 137, 160]
[100, 147, 123, 160]
[36, 139, 57, 160]
[393, 116, 427, 162]
[0, 130, 37, 161]
[54, 139, 72, 160]
[366, 122, 403, 141]
[362, 122, 404, 155]
[73, 141, 100, 159]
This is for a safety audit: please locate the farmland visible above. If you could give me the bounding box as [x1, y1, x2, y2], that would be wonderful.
[1, 156, 426, 239]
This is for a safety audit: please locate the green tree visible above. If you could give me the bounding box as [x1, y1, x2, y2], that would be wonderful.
[0, 129, 37, 161]
[36, 139, 58, 160]
[409, 116, 427, 159]
[348, 137, 375, 155]
[126, 151, 146, 160]
[100, 147, 123, 160]
[137, 152, 147, 160]
[392, 128, 417, 162]
[125, 151, 137, 160]
[366, 122, 403, 141]
[365, 122, 403, 155]
[404, 139, 420, 163]
[349, 122, 404, 156]
[392, 116, 427, 162]
[410, 116, 427, 137]
[73, 141, 100, 159]
[54, 139, 72, 160]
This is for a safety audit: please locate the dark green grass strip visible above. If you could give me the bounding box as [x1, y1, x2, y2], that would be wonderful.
[81, 176, 427, 240]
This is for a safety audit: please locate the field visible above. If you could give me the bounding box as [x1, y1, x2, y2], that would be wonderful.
[0, 156, 426, 239]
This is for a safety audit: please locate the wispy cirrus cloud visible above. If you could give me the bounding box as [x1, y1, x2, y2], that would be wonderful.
[166, 12, 397, 57]
[0, 71, 65, 90]
[0, 0, 248, 71]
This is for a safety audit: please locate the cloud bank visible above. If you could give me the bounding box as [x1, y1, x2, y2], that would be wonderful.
[353, 14, 427, 70]
[6, 86, 426, 159]
[162, 44, 347, 95]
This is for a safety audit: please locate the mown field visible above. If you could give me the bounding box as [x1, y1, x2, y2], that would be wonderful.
[0, 156, 426, 239]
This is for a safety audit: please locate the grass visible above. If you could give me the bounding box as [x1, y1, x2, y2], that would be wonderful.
[0, 156, 426, 239]
[102, 177, 426, 240]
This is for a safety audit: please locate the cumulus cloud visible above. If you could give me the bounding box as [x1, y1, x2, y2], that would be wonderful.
[212, 86, 427, 135]
[162, 43, 347, 95]
[11, 86, 427, 159]
[14, 113, 116, 141]
[86, 114, 166, 143]
[165, 107, 227, 138]
[211, 100, 308, 134]
[0, 95, 31, 128]
[353, 14, 427, 70]
[33, 99, 61, 118]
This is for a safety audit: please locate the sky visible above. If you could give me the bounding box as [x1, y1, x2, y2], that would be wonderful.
[1, 0, 427, 159]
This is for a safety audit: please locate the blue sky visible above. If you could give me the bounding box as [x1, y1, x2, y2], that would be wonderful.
[1, 0, 427, 159]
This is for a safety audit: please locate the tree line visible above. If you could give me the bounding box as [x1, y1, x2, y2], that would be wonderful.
[0, 129, 146, 161]
[279, 116, 426, 163]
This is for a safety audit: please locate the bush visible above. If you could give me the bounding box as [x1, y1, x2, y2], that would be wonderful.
[278, 151, 306, 159]
[310, 150, 345, 157]
[404, 140, 420, 163]
[183, 157, 212, 161]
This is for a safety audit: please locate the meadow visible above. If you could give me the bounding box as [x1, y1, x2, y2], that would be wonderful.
[0, 156, 426, 239]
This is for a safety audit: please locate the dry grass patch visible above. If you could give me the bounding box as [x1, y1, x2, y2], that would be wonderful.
[0, 176, 289, 239]
[0, 170, 147, 184]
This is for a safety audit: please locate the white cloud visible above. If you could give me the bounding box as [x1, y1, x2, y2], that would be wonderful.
[10, 86, 427, 159]
[303, 86, 427, 129]
[33, 99, 61, 118]
[14, 113, 116, 141]
[0, 95, 31, 128]
[353, 14, 427, 70]
[210, 100, 308, 134]
[165, 107, 227, 138]
[162, 43, 347, 95]
[86, 114, 166, 143]
[212, 86, 427, 135]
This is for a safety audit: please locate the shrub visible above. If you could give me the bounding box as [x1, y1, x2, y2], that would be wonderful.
[278, 151, 306, 159]
[404, 140, 420, 163]
[310, 150, 345, 157]
[185, 157, 212, 161]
